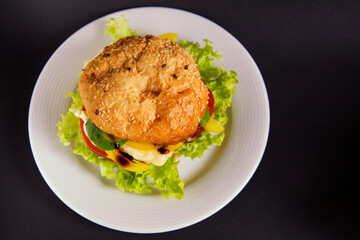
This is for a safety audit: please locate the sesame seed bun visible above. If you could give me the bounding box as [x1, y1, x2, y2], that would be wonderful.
[79, 35, 208, 145]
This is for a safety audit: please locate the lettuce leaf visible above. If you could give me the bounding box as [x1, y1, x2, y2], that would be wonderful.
[149, 155, 185, 199]
[105, 16, 139, 42]
[177, 130, 225, 159]
[178, 40, 238, 159]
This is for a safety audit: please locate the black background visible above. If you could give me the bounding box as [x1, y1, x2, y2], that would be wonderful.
[1, 0, 359, 239]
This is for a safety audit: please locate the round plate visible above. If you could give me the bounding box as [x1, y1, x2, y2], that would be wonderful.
[28, 7, 269, 233]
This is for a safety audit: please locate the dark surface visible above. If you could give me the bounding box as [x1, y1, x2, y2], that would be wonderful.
[1, 0, 359, 239]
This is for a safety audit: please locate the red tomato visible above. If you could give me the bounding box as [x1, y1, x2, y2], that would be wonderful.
[186, 126, 204, 142]
[200, 79, 214, 116]
[79, 118, 112, 161]
[208, 88, 214, 116]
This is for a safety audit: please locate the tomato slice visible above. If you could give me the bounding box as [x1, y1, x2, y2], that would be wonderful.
[186, 126, 204, 142]
[200, 80, 214, 116]
[208, 88, 214, 116]
[79, 118, 112, 161]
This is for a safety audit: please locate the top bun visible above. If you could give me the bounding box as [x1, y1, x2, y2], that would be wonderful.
[79, 35, 208, 145]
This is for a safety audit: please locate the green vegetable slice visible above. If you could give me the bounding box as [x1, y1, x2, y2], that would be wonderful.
[199, 108, 210, 126]
[85, 119, 127, 150]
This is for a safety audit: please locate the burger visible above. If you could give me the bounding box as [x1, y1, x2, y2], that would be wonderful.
[57, 16, 237, 199]
[77, 34, 214, 172]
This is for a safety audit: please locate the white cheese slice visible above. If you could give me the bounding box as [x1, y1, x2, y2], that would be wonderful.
[121, 144, 173, 166]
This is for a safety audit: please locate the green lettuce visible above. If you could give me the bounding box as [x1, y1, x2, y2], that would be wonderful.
[149, 155, 185, 199]
[178, 40, 238, 159]
[177, 131, 225, 159]
[105, 16, 139, 41]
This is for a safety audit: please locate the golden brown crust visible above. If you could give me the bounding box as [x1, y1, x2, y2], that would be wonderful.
[79, 35, 208, 145]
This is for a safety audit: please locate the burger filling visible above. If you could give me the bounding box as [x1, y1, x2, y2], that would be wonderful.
[75, 95, 214, 172]
[75, 109, 179, 167]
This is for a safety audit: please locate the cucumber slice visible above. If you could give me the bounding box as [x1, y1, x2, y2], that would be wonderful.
[85, 119, 127, 150]
[199, 108, 210, 126]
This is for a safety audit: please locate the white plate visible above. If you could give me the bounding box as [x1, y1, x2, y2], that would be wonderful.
[28, 7, 269, 233]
